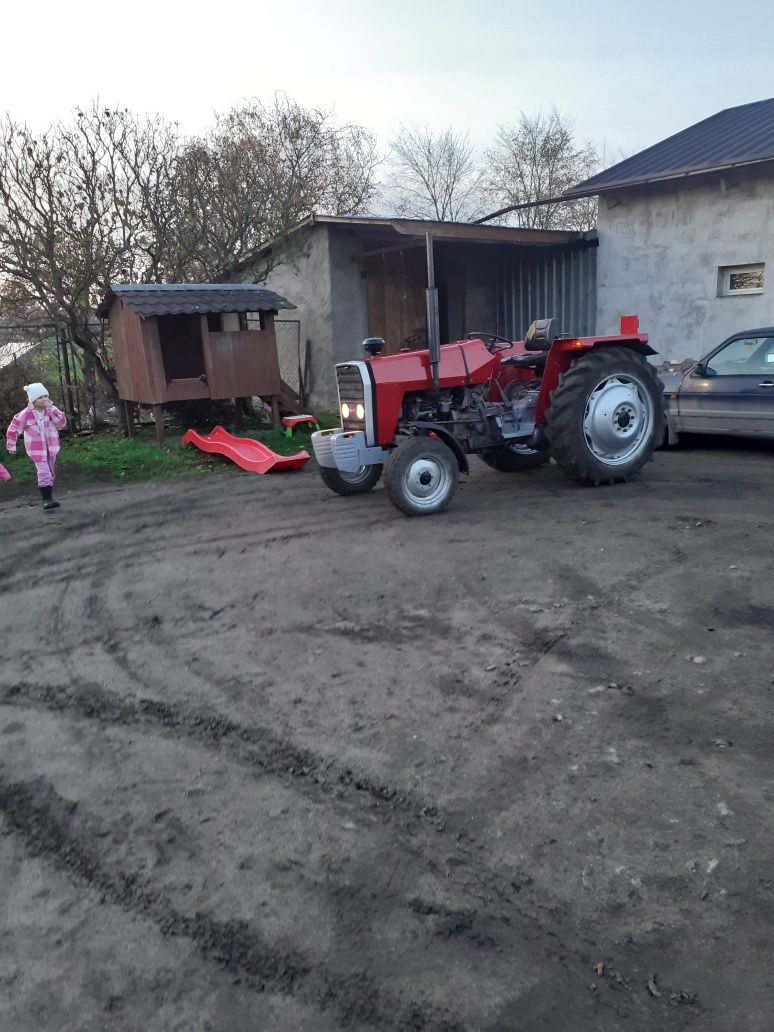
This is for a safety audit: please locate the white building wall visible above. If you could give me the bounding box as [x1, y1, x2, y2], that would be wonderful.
[596, 174, 774, 363]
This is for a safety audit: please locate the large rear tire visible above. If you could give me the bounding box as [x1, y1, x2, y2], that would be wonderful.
[319, 464, 382, 496]
[478, 445, 549, 473]
[546, 347, 663, 485]
[384, 436, 458, 516]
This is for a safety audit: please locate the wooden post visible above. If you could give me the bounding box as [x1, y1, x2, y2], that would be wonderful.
[271, 396, 280, 427]
[121, 401, 135, 438]
[152, 404, 164, 446]
[234, 398, 244, 431]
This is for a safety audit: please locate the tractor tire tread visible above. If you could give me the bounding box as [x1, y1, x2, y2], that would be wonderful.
[384, 436, 458, 517]
[319, 464, 383, 496]
[545, 347, 663, 486]
[478, 448, 550, 473]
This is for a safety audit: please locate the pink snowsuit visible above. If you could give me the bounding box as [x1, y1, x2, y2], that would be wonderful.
[6, 404, 67, 487]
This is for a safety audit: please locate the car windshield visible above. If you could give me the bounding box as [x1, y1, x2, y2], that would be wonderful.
[706, 336, 774, 375]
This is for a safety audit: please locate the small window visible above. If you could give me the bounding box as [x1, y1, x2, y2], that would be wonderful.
[239, 311, 264, 331]
[717, 263, 765, 296]
[207, 313, 222, 332]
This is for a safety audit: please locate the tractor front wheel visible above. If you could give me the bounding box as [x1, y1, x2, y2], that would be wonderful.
[546, 346, 663, 485]
[319, 464, 382, 496]
[384, 436, 458, 516]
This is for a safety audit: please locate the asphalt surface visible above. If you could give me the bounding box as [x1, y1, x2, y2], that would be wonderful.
[1, 438, 773, 1031]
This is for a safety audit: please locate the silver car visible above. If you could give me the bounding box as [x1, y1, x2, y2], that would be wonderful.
[662, 327, 774, 443]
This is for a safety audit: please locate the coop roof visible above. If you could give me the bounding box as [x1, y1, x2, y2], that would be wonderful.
[97, 283, 295, 319]
[565, 97, 774, 198]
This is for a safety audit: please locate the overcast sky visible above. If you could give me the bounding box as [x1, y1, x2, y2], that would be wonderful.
[4, 0, 774, 158]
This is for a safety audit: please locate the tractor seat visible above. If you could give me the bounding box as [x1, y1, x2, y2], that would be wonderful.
[501, 352, 548, 369]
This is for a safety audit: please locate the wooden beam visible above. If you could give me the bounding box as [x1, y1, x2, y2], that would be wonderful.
[152, 404, 164, 447]
[361, 241, 426, 259]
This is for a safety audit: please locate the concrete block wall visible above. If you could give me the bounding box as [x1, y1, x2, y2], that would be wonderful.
[264, 225, 336, 409]
[328, 228, 369, 367]
[265, 225, 368, 409]
[595, 174, 774, 363]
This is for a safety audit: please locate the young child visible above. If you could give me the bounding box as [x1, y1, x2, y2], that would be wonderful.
[6, 383, 67, 509]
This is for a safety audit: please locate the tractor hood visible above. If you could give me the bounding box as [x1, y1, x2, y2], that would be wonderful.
[368, 338, 499, 391]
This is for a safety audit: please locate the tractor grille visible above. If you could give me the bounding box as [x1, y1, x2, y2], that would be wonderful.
[336, 364, 367, 433]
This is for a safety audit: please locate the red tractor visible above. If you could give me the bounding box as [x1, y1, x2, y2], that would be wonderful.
[311, 316, 663, 516]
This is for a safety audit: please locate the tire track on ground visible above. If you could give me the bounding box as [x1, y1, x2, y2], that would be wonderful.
[0, 776, 464, 1032]
[0, 507, 389, 594]
[0, 681, 441, 826]
[0, 678, 612, 965]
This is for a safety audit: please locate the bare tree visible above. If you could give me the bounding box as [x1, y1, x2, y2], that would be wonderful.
[0, 105, 180, 394]
[386, 125, 484, 222]
[175, 95, 379, 280]
[483, 109, 600, 230]
[0, 96, 380, 394]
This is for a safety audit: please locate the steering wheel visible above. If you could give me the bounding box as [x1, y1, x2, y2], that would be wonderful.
[466, 331, 513, 351]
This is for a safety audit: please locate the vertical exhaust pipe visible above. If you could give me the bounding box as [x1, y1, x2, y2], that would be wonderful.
[425, 232, 440, 392]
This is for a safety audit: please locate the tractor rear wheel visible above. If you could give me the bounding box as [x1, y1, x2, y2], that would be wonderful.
[384, 436, 458, 516]
[479, 445, 549, 473]
[546, 346, 663, 485]
[319, 464, 382, 496]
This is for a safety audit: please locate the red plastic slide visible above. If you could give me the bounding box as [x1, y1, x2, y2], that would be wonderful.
[181, 426, 309, 474]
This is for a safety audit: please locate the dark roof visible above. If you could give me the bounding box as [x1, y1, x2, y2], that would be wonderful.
[245, 213, 589, 266]
[565, 97, 774, 198]
[97, 283, 295, 319]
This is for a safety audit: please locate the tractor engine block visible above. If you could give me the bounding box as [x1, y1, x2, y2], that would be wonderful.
[400, 383, 538, 450]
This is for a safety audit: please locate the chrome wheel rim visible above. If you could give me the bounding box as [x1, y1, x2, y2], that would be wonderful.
[340, 466, 373, 485]
[583, 373, 654, 466]
[402, 456, 453, 510]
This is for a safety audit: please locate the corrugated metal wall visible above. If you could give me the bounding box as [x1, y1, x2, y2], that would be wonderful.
[494, 243, 597, 339]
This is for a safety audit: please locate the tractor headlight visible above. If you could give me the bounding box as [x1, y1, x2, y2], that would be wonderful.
[355, 403, 365, 420]
[341, 402, 350, 419]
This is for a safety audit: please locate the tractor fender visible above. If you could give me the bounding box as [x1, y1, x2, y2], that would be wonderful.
[404, 422, 470, 475]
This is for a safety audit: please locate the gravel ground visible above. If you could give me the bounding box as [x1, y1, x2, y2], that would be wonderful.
[1, 439, 773, 1032]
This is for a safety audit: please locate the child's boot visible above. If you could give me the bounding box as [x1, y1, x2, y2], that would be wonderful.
[41, 486, 60, 509]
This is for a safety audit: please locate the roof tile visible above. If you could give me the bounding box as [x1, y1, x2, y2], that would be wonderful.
[97, 283, 295, 318]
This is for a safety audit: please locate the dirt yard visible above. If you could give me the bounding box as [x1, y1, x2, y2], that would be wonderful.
[1, 439, 772, 1032]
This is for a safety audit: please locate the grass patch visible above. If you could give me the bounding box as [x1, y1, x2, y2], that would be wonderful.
[1, 413, 339, 487]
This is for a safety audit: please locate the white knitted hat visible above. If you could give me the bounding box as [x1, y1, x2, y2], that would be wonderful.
[24, 383, 48, 403]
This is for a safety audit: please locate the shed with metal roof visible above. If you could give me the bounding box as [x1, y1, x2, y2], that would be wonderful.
[98, 283, 298, 439]
[255, 214, 597, 408]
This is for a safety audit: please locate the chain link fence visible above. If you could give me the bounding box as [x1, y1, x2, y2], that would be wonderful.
[1, 325, 73, 431]
[0, 322, 108, 434]
[275, 319, 309, 406]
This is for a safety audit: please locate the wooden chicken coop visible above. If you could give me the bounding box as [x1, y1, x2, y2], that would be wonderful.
[97, 283, 299, 442]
